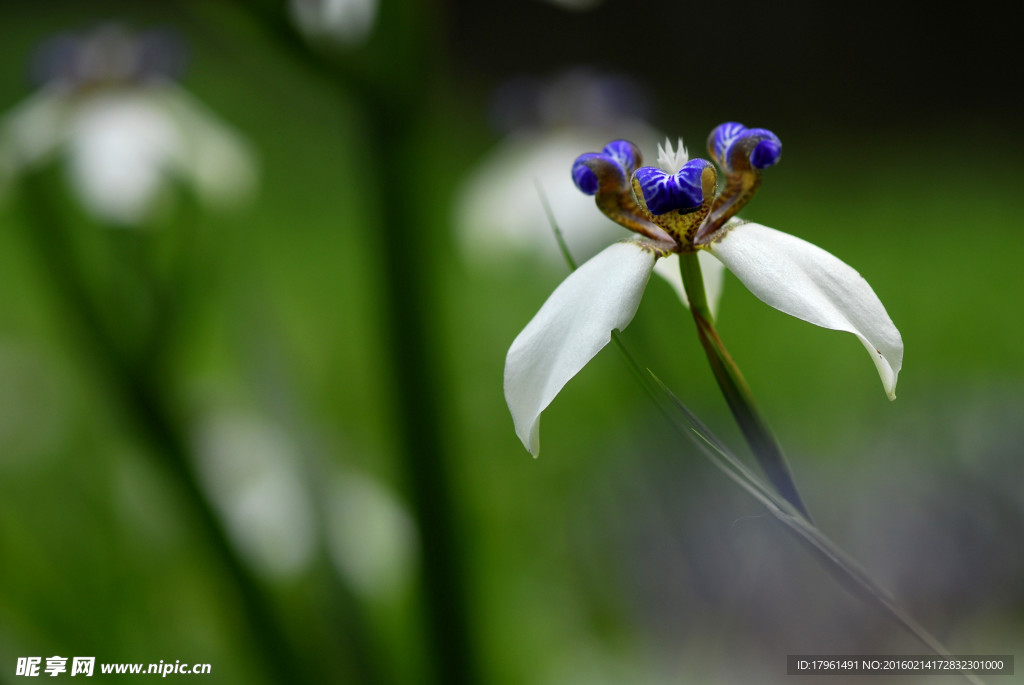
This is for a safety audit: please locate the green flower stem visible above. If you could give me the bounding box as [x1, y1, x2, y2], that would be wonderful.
[679, 252, 811, 521]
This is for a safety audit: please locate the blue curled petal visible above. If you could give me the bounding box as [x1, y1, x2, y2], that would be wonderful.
[602, 139, 640, 175]
[672, 159, 711, 210]
[744, 129, 782, 169]
[709, 122, 747, 167]
[711, 124, 783, 172]
[571, 142, 639, 195]
[633, 167, 676, 214]
[571, 153, 604, 195]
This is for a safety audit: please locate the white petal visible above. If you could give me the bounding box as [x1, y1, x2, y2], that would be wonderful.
[0, 87, 70, 196]
[708, 222, 903, 399]
[67, 93, 182, 225]
[193, 413, 316, 579]
[326, 470, 416, 599]
[153, 85, 257, 207]
[504, 242, 656, 455]
[0, 87, 68, 164]
[652, 250, 725, 318]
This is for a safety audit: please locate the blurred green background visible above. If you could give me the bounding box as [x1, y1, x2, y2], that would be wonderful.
[1, 1, 1021, 683]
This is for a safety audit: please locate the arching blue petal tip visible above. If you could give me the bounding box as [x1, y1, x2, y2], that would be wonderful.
[571, 154, 601, 195]
[710, 122, 747, 164]
[750, 138, 782, 169]
[602, 140, 639, 175]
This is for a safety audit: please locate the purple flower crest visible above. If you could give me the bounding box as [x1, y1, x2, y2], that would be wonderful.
[633, 159, 713, 216]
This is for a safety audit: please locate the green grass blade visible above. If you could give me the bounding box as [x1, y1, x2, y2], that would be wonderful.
[648, 372, 985, 685]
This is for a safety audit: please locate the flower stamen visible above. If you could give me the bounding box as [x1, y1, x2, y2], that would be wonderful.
[656, 137, 688, 173]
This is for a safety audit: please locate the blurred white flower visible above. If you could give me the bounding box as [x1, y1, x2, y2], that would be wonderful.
[325, 470, 417, 599]
[194, 413, 316, 579]
[0, 24, 256, 226]
[457, 128, 632, 266]
[289, 0, 377, 45]
[455, 71, 657, 268]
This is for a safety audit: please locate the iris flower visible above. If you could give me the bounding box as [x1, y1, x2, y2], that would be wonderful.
[0, 24, 255, 226]
[504, 124, 903, 455]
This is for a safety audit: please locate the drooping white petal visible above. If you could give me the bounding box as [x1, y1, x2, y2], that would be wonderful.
[504, 241, 656, 455]
[154, 84, 257, 208]
[326, 470, 416, 599]
[708, 222, 903, 399]
[66, 92, 182, 225]
[652, 250, 725, 318]
[193, 413, 316, 579]
[0, 87, 70, 196]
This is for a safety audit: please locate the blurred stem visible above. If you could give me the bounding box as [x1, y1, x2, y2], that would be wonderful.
[232, 1, 480, 683]
[679, 252, 811, 520]
[16, 173, 309, 685]
[365, 107, 479, 685]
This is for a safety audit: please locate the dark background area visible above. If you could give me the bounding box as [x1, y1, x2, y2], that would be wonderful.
[442, 1, 1019, 134]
